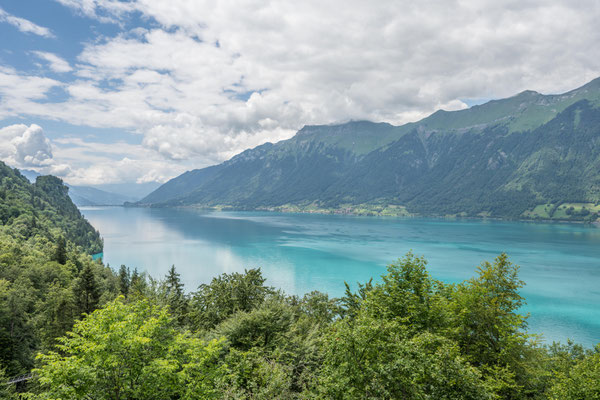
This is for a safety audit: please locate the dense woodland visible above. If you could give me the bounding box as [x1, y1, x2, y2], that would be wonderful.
[1, 163, 599, 399]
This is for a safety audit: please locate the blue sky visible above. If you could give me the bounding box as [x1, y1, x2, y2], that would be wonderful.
[0, 0, 599, 186]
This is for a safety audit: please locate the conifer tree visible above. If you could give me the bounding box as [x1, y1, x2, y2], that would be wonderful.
[129, 268, 147, 298]
[74, 264, 100, 315]
[164, 265, 188, 326]
[53, 237, 67, 265]
[118, 265, 130, 297]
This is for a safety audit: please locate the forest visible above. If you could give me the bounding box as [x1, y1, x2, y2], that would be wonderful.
[1, 162, 599, 399]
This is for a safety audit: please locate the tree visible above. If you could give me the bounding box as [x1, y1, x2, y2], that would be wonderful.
[299, 290, 340, 325]
[451, 253, 540, 398]
[190, 268, 273, 331]
[118, 265, 130, 297]
[0, 278, 36, 375]
[361, 253, 451, 334]
[215, 299, 294, 351]
[37, 283, 76, 350]
[73, 264, 100, 315]
[129, 268, 147, 298]
[52, 236, 67, 265]
[317, 311, 490, 399]
[339, 279, 373, 319]
[214, 298, 326, 397]
[163, 265, 188, 326]
[34, 298, 223, 400]
[548, 344, 600, 400]
[0, 366, 16, 399]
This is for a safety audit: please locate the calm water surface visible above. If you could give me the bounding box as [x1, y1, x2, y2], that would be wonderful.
[82, 207, 600, 347]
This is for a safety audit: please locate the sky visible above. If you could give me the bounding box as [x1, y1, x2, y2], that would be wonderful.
[0, 0, 599, 187]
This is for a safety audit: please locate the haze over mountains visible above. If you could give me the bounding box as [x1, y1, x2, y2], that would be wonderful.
[137, 77, 600, 220]
[20, 169, 154, 206]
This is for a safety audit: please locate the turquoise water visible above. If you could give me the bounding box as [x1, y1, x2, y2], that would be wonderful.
[81, 206, 600, 347]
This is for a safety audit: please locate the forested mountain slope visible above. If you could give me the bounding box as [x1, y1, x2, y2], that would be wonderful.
[20, 169, 139, 206]
[0, 162, 115, 376]
[1, 163, 102, 253]
[139, 78, 600, 221]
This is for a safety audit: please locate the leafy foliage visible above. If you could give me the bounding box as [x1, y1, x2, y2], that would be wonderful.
[35, 298, 223, 400]
[0, 163, 116, 376]
[25, 253, 600, 399]
[548, 344, 600, 399]
[190, 268, 274, 331]
[1, 164, 599, 398]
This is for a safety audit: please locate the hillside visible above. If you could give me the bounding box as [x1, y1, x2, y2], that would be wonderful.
[19, 169, 134, 207]
[138, 78, 600, 221]
[1, 162, 103, 253]
[67, 185, 136, 207]
[0, 161, 116, 377]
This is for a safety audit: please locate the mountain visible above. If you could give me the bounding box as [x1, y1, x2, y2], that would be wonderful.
[91, 182, 162, 200]
[138, 78, 600, 221]
[0, 161, 117, 376]
[0, 162, 103, 254]
[19, 169, 42, 183]
[17, 170, 151, 206]
[67, 185, 137, 206]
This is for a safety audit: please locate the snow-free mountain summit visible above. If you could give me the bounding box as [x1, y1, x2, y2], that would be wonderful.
[137, 78, 600, 221]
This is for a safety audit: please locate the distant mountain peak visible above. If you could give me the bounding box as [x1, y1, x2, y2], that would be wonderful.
[138, 77, 600, 221]
[514, 89, 541, 97]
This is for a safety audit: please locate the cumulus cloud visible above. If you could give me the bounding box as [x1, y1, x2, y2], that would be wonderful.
[50, 136, 189, 185]
[32, 51, 73, 73]
[12, 124, 54, 166]
[63, 157, 187, 186]
[1, 0, 600, 185]
[0, 7, 54, 38]
[0, 124, 187, 186]
[0, 124, 54, 168]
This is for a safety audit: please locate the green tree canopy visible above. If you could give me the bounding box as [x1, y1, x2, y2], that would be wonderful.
[190, 268, 274, 331]
[35, 298, 223, 400]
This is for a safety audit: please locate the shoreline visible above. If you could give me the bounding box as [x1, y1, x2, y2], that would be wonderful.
[119, 203, 600, 227]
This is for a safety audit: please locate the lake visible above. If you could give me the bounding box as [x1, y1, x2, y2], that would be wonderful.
[81, 206, 600, 347]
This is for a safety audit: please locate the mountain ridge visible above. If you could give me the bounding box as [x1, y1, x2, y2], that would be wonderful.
[137, 78, 600, 221]
[18, 170, 139, 206]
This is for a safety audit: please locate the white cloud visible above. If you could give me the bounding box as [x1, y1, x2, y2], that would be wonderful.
[63, 157, 187, 186]
[12, 124, 54, 166]
[1, 0, 600, 185]
[0, 7, 54, 38]
[50, 136, 190, 185]
[54, 0, 135, 23]
[0, 124, 54, 168]
[32, 51, 73, 73]
[0, 66, 62, 120]
[0, 123, 188, 186]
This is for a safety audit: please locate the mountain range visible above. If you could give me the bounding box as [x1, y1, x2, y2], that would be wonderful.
[137, 78, 600, 221]
[20, 169, 140, 207]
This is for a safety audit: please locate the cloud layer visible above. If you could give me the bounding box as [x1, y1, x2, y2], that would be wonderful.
[1, 0, 600, 185]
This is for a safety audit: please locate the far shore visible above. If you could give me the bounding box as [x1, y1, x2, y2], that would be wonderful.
[109, 202, 600, 227]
